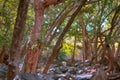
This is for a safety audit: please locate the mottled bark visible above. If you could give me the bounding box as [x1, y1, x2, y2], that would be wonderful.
[7, 0, 29, 80]
[22, 0, 65, 73]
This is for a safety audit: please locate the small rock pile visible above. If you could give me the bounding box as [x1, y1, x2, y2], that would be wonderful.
[39, 61, 95, 80]
[0, 61, 96, 80]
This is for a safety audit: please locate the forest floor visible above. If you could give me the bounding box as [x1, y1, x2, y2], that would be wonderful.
[0, 60, 120, 80]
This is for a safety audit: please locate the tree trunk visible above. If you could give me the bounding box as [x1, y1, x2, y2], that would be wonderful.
[79, 17, 89, 66]
[7, 0, 29, 80]
[43, 0, 87, 74]
[21, 0, 44, 73]
[72, 30, 77, 62]
[21, 0, 65, 73]
[0, 46, 6, 64]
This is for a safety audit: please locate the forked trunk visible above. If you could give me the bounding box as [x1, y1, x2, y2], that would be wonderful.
[21, 0, 65, 74]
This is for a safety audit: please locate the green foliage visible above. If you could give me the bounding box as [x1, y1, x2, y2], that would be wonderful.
[62, 40, 73, 55]
[0, 0, 19, 47]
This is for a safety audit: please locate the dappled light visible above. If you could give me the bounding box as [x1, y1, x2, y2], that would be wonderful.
[0, 0, 120, 80]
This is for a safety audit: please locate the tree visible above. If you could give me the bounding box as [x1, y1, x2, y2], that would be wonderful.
[21, 0, 65, 73]
[7, 0, 29, 79]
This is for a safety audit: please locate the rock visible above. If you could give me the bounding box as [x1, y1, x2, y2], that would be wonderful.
[54, 67, 63, 74]
[53, 74, 67, 80]
[68, 67, 77, 74]
[62, 61, 67, 66]
[59, 66, 68, 73]
[42, 74, 54, 80]
[57, 77, 66, 80]
[48, 68, 56, 74]
[15, 73, 41, 80]
[75, 61, 83, 68]
[0, 64, 7, 79]
[76, 74, 92, 80]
